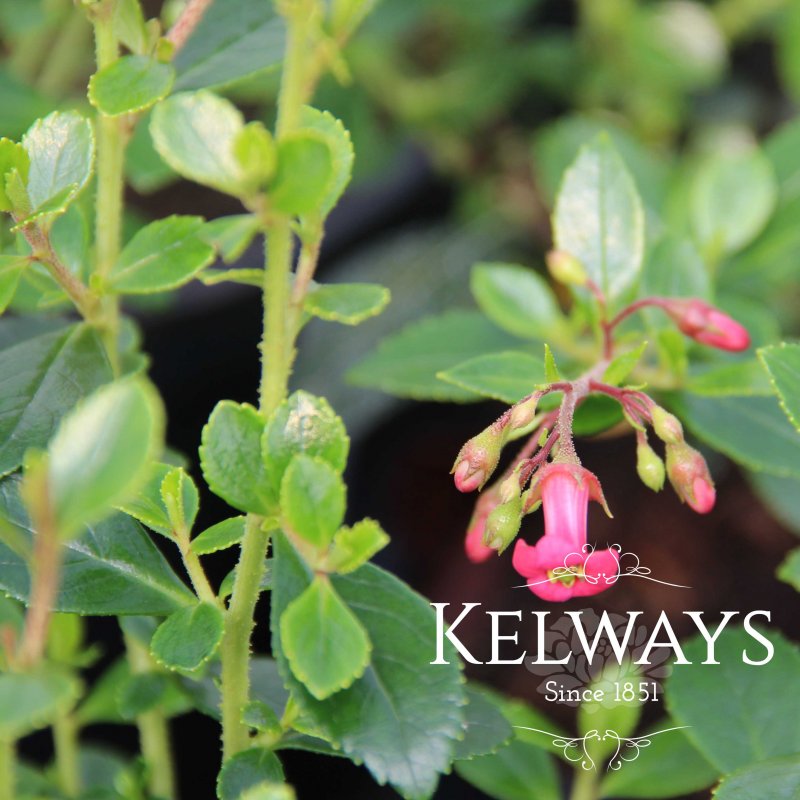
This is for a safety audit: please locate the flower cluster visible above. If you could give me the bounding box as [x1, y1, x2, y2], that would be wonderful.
[452, 289, 749, 602]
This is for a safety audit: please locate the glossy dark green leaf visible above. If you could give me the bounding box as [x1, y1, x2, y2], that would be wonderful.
[0, 476, 194, 615]
[714, 755, 800, 800]
[685, 359, 774, 397]
[191, 516, 246, 555]
[453, 685, 513, 761]
[89, 55, 175, 116]
[438, 351, 544, 404]
[759, 343, 800, 433]
[271, 532, 464, 800]
[0, 670, 80, 739]
[748, 471, 800, 535]
[304, 282, 390, 325]
[217, 749, 285, 800]
[150, 602, 224, 672]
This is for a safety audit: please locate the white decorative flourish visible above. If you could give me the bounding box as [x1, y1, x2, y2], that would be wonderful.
[513, 725, 691, 771]
[515, 543, 691, 590]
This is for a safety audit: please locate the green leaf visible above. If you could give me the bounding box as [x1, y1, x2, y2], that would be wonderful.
[150, 602, 224, 672]
[300, 107, 354, 215]
[160, 466, 199, 533]
[0, 475, 195, 615]
[748, 471, 800, 535]
[271, 532, 464, 800]
[0, 671, 80, 739]
[665, 627, 800, 772]
[116, 462, 173, 537]
[543, 343, 561, 383]
[759, 343, 800, 433]
[778, 547, 800, 592]
[0, 323, 114, 477]
[304, 282, 390, 325]
[691, 147, 777, 256]
[603, 341, 647, 386]
[200, 401, 273, 514]
[453, 685, 513, 761]
[150, 91, 248, 196]
[191, 516, 246, 556]
[326, 518, 389, 573]
[108, 215, 215, 294]
[42, 379, 164, 536]
[553, 133, 645, 303]
[113, 0, 148, 54]
[438, 351, 544, 404]
[234, 122, 276, 189]
[674, 394, 800, 478]
[470, 262, 562, 340]
[714, 755, 800, 800]
[281, 575, 371, 700]
[641, 235, 711, 304]
[685, 359, 774, 397]
[173, 0, 283, 91]
[117, 672, 168, 719]
[126, 111, 177, 194]
[262, 390, 349, 495]
[280, 455, 345, 549]
[0, 138, 30, 211]
[21, 111, 95, 219]
[269, 132, 333, 216]
[217, 749, 285, 800]
[89, 55, 175, 116]
[240, 783, 296, 800]
[242, 700, 281, 734]
[202, 214, 259, 263]
[0, 255, 28, 312]
[600, 721, 718, 798]
[349, 310, 520, 402]
[574, 394, 625, 436]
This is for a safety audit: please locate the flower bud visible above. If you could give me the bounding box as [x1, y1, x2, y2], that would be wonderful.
[666, 442, 716, 514]
[546, 250, 587, 287]
[651, 406, 684, 444]
[509, 393, 540, 432]
[452, 422, 507, 493]
[661, 298, 750, 352]
[636, 438, 665, 492]
[484, 493, 522, 554]
[464, 490, 501, 564]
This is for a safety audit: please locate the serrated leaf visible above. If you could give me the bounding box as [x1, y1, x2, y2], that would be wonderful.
[543, 343, 560, 383]
[666, 627, 800, 772]
[271, 532, 464, 800]
[160, 466, 199, 533]
[778, 548, 800, 592]
[242, 700, 281, 734]
[191, 516, 245, 555]
[116, 462, 173, 537]
[269, 132, 333, 216]
[21, 111, 94, 218]
[759, 343, 800, 433]
[0, 475, 194, 615]
[438, 351, 545, 404]
[349, 310, 521, 402]
[0, 137, 29, 211]
[108, 215, 215, 294]
[217, 749, 284, 800]
[150, 602, 224, 672]
[42, 379, 164, 536]
[453, 686, 513, 761]
[201, 214, 260, 263]
[281, 575, 371, 699]
[299, 107, 354, 214]
[327, 518, 389, 573]
[200, 401, 273, 514]
[89, 55, 175, 116]
[470, 262, 562, 340]
[603, 341, 647, 386]
[304, 282, 390, 325]
[0, 671, 80, 739]
[280, 455, 345, 549]
[117, 672, 168, 719]
[553, 133, 645, 303]
[713, 755, 800, 800]
[262, 391, 349, 495]
[150, 91, 247, 196]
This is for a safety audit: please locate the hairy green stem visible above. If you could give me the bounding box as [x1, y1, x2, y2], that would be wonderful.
[0, 739, 15, 800]
[177, 535, 218, 604]
[53, 710, 81, 797]
[569, 768, 599, 800]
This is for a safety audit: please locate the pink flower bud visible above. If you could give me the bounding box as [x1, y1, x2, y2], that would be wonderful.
[666, 442, 716, 514]
[464, 492, 501, 564]
[451, 419, 508, 493]
[509, 393, 540, 431]
[661, 298, 750, 352]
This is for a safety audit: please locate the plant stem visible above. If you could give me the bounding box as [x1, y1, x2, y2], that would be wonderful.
[166, 0, 216, 53]
[123, 632, 176, 800]
[0, 739, 14, 800]
[569, 768, 599, 800]
[53, 710, 81, 798]
[177, 535, 218, 604]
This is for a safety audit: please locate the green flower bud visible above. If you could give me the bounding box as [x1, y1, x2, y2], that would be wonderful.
[636, 439, 665, 492]
[546, 250, 587, 287]
[484, 493, 522, 554]
[651, 406, 684, 444]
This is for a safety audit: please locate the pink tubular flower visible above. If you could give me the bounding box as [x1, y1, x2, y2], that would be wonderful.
[661, 299, 750, 352]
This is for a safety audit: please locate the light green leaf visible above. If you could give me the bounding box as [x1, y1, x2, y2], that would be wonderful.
[691, 147, 777, 256]
[304, 282, 390, 325]
[191, 516, 246, 555]
[0, 137, 29, 211]
[233, 122, 276, 189]
[778, 548, 800, 592]
[642, 235, 711, 304]
[0, 671, 80, 739]
[675, 394, 800, 477]
[108, 215, 215, 294]
[201, 214, 259, 263]
[348, 310, 520, 402]
[217, 749, 284, 800]
[269, 132, 333, 216]
[150, 602, 224, 672]
[150, 91, 247, 196]
[242, 700, 281, 734]
[759, 343, 800, 433]
[326, 518, 389, 574]
[300, 106, 354, 214]
[714, 756, 800, 800]
[262, 390, 349, 496]
[271, 533, 464, 800]
[453, 685, 513, 761]
[281, 575, 371, 699]
[21, 111, 94, 218]
[666, 627, 800, 772]
[543, 343, 561, 383]
[126, 111, 177, 194]
[280, 455, 345, 549]
[470, 262, 562, 340]
[42, 379, 164, 536]
[0, 255, 27, 312]
[0, 476, 194, 615]
[89, 55, 175, 116]
[438, 351, 544, 404]
[113, 0, 148, 54]
[116, 462, 173, 537]
[240, 783, 296, 800]
[603, 341, 647, 386]
[553, 133, 645, 303]
[685, 359, 774, 397]
[160, 466, 199, 533]
[200, 401, 273, 514]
